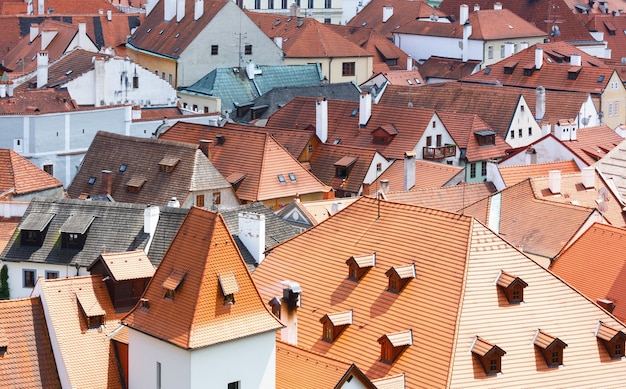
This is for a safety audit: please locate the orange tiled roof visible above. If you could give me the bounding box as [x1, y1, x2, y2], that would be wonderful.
[0, 87, 80, 114]
[384, 182, 497, 212]
[122, 207, 282, 349]
[372, 159, 462, 192]
[0, 149, 63, 196]
[93, 250, 155, 281]
[36, 275, 126, 388]
[561, 125, 623, 165]
[418, 56, 480, 81]
[253, 196, 626, 387]
[499, 160, 580, 187]
[0, 297, 61, 388]
[581, 14, 626, 66]
[31, 0, 120, 15]
[0, 216, 20, 252]
[309, 143, 378, 194]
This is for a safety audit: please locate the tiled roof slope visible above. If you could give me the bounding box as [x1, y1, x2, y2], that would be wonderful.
[418, 56, 480, 81]
[371, 159, 462, 192]
[562, 125, 623, 165]
[0, 198, 187, 267]
[0, 217, 20, 252]
[127, 0, 228, 58]
[437, 0, 595, 43]
[346, 0, 447, 39]
[551, 223, 626, 321]
[0, 149, 63, 196]
[222, 122, 315, 160]
[122, 207, 282, 349]
[385, 182, 496, 212]
[265, 96, 437, 160]
[463, 178, 600, 258]
[246, 13, 372, 58]
[253, 196, 626, 387]
[280, 197, 360, 226]
[35, 275, 125, 388]
[499, 160, 580, 187]
[159, 122, 327, 201]
[309, 143, 378, 194]
[0, 297, 61, 388]
[0, 88, 79, 114]
[30, 0, 119, 15]
[595, 137, 626, 201]
[67, 131, 230, 206]
[581, 14, 626, 66]
[94, 250, 155, 281]
[377, 70, 425, 86]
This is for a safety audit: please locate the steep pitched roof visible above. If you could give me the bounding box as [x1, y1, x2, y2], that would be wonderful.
[89, 250, 155, 281]
[67, 131, 231, 206]
[371, 159, 462, 192]
[0, 297, 61, 388]
[35, 275, 126, 388]
[581, 13, 626, 66]
[159, 122, 327, 201]
[309, 143, 379, 194]
[595, 137, 626, 202]
[122, 207, 282, 349]
[384, 182, 497, 212]
[499, 160, 580, 187]
[418, 56, 480, 81]
[253, 196, 626, 387]
[30, 0, 119, 15]
[0, 149, 63, 196]
[0, 88, 79, 114]
[0, 217, 20, 253]
[562, 125, 623, 165]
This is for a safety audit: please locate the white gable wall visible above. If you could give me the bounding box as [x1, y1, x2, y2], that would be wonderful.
[413, 113, 459, 165]
[499, 136, 588, 169]
[504, 96, 542, 148]
[393, 33, 483, 63]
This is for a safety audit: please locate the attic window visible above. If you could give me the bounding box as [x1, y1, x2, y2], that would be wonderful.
[598, 75, 605, 83]
[471, 336, 506, 376]
[597, 298, 616, 313]
[218, 272, 239, 305]
[496, 270, 527, 304]
[596, 321, 626, 360]
[77, 292, 105, 329]
[65, 70, 72, 75]
[60, 214, 95, 249]
[139, 298, 150, 311]
[163, 270, 186, 300]
[385, 263, 416, 293]
[320, 310, 353, 343]
[19, 212, 55, 246]
[475, 130, 496, 147]
[278, 174, 286, 184]
[335, 156, 357, 178]
[372, 125, 398, 145]
[268, 297, 281, 319]
[288, 173, 296, 182]
[378, 329, 412, 364]
[147, 28, 152, 33]
[88, 176, 96, 185]
[159, 157, 180, 172]
[568, 67, 581, 80]
[503, 61, 517, 74]
[346, 252, 376, 281]
[119, 164, 127, 172]
[533, 330, 567, 368]
[523, 64, 535, 76]
[215, 135, 225, 145]
[158, 30, 164, 35]
[350, 108, 358, 117]
[333, 138, 341, 145]
[126, 177, 146, 193]
[175, 33, 180, 38]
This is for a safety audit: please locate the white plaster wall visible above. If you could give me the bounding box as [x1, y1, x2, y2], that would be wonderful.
[362, 152, 392, 185]
[578, 94, 600, 128]
[413, 113, 459, 165]
[504, 97, 542, 148]
[3, 261, 89, 299]
[394, 33, 483, 63]
[181, 188, 240, 210]
[499, 136, 587, 169]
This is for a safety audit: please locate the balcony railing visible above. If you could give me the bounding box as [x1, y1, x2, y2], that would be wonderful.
[423, 145, 456, 160]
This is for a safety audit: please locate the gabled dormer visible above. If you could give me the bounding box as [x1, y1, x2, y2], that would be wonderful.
[596, 321, 626, 360]
[533, 329, 567, 368]
[503, 61, 517, 75]
[19, 212, 55, 247]
[496, 270, 527, 304]
[346, 252, 376, 282]
[334, 156, 358, 179]
[378, 329, 412, 364]
[159, 156, 179, 172]
[218, 272, 240, 305]
[60, 214, 95, 249]
[523, 63, 535, 76]
[568, 66, 581, 80]
[320, 309, 353, 343]
[471, 336, 506, 376]
[385, 263, 416, 294]
[474, 130, 496, 147]
[126, 176, 146, 193]
[77, 291, 105, 329]
[371, 124, 398, 145]
[162, 269, 186, 300]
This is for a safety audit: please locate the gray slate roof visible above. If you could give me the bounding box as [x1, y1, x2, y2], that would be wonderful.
[0, 198, 188, 267]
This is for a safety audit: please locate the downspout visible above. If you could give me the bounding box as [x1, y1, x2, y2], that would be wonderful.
[328, 57, 332, 83]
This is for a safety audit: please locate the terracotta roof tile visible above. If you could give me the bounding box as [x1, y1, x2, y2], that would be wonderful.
[499, 160, 580, 187]
[561, 125, 623, 165]
[0, 88, 79, 114]
[0, 149, 62, 196]
[310, 143, 379, 194]
[582, 14, 626, 67]
[385, 182, 496, 212]
[372, 159, 462, 192]
[0, 216, 20, 252]
[91, 250, 155, 281]
[418, 56, 480, 81]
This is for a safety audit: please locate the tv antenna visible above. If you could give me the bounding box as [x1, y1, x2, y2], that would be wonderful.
[545, 1, 564, 40]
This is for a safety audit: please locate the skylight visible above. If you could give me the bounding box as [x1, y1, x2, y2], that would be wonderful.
[119, 164, 127, 173]
[350, 108, 358, 116]
[288, 173, 296, 182]
[278, 174, 286, 184]
[598, 75, 605, 82]
[485, 68, 491, 75]
[88, 177, 96, 185]
[333, 138, 341, 145]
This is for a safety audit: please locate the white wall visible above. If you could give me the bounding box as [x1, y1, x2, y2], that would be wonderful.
[394, 33, 483, 63]
[362, 152, 392, 186]
[499, 136, 588, 169]
[413, 113, 459, 165]
[4, 261, 89, 299]
[504, 96, 542, 148]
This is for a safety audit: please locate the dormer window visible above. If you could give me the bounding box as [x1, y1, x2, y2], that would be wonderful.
[19, 212, 54, 246]
[320, 309, 353, 343]
[378, 329, 412, 364]
[475, 130, 496, 147]
[534, 330, 567, 368]
[77, 292, 105, 329]
[126, 177, 146, 193]
[346, 252, 376, 282]
[218, 272, 239, 305]
[568, 67, 581, 80]
[503, 61, 517, 74]
[471, 336, 506, 376]
[139, 298, 150, 311]
[596, 321, 626, 360]
[159, 157, 180, 172]
[268, 297, 281, 319]
[162, 270, 186, 300]
[496, 270, 527, 304]
[596, 298, 615, 313]
[385, 263, 416, 293]
[523, 63, 535, 76]
[334, 156, 357, 179]
[371, 124, 398, 145]
[60, 214, 95, 249]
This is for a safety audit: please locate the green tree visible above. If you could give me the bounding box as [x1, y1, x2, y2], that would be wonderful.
[0, 264, 9, 300]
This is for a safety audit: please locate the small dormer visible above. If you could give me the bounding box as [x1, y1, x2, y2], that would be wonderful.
[320, 309, 353, 343]
[371, 124, 398, 145]
[60, 214, 95, 249]
[567, 66, 581, 80]
[596, 298, 615, 313]
[496, 270, 527, 304]
[215, 134, 225, 145]
[334, 156, 358, 179]
[126, 177, 146, 193]
[159, 157, 180, 172]
[471, 336, 506, 376]
[378, 329, 412, 364]
[346, 252, 376, 282]
[19, 212, 55, 247]
[533, 330, 567, 368]
[76, 292, 105, 329]
[596, 321, 626, 360]
[162, 269, 186, 300]
[523, 63, 535, 76]
[218, 272, 239, 305]
[268, 296, 281, 319]
[474, 130, 496, 147]
[385, 263, 416, 293]
[503, 61, 517, 74]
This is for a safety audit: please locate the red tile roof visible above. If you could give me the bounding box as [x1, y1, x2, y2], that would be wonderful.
[309, 143, 378, 194]
[0, 216, 20, 252]
[385, 182, 497, 212]
[418, 56, 480, 81]
[498, 160, 580, 187]
[561, 125, 623, 165]
[122, 207, 282, 349]
[93, 250, 155, 281]
[371, 159, 462, 192]
[0, 149, 63, 197]
[31, 0, 120, 15]
[581, 14, 626, 66]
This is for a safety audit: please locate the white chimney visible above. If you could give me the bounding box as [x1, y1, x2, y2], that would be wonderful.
[404, 151, 416, 191]
[238, 212, 265, 264]
[520, 41, 529, 50]
[535, 47, 543, 69]
[383, 6, 393, 23]
[473, 4, 480, 11]
[176, 0, 185, 22]
[462, 21, 471, 63]
[581, 166, 595, 189]
[494, 2, 502, 10]
[107, 9, 112, 21]
[7, 81, 14, 97]
[164, 0, 176, 21]
[570, 125, 577, 140]
[359, 90, 372, 127]
[77, 21, 87, 49]
[535, 86, 545, 121]
[316, 96, 328, 143]
[94, 56, 105, 107]
[36, 51, 49, 89]
[194, 0, 204, 20]
[144, 205, 160, 235]
[274, 36, 283, 49]
[459, 4, 469, 25]
[30, 23, 39, 43]
[167, 197, 180, 207]
[246, 60, 262, 79]
[0, 83, 6, 98]
[41, 28, 57, 50]
[37, 0, 44, 15]
[132, 105, 142, 120]
[504, 42, 514, 58]
[570, 53, 582, 66]
[549, 170, 561, 194]
[407, 55, 412, 71]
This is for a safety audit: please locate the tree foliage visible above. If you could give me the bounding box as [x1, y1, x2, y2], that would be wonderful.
[0, 264, 9, 300]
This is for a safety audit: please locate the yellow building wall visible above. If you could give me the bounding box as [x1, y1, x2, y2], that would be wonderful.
[600, 72, 626, 129]
[285, 56, 372, 85]
[126, 48, 179, 88]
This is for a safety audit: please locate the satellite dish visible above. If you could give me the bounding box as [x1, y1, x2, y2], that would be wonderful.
[599, 187, 609, 201]
[551, 25, 561, 37]
[621, 57, 626, 65]
[581, 116, 589, 126]
[597, 199, 608, 213]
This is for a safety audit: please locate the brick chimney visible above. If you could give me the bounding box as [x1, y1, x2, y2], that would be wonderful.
[101, 170, 112, 195]
[199, 139, 212, 159]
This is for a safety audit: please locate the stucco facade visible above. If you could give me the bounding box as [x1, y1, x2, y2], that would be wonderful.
[285, 56, 372, 85]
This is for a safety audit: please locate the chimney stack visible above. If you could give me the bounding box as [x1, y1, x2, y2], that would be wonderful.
[494, 2, 502, 10]
[144, 205, 160, 235]
[380, 179, 390, 195]
[176, 0, 185, 22]
[199, 139, 212, 159]
[101, 170, 112, 195]
[581, 166, 595, 189]
[459, 4, 469, 25]
[238, 212, 266, 264]
[404, 151, 416, 191]
[167, 197, 180, 208]
[535, 86, 545, 121]
[504, 42, 514, 58]
[359, 90, 372, 127]
[407, 55, 412, 71]
[36, 51, 49, 89]
[194, 0, 204, 20]
[132, 105, 142, 120]
[535, 47, 543, 70]
[0, 82, 6, 98]
[549, 170, 561, 194]
[570, 53, 582, 66]
[280, 281, 301, 345]
[107, 9, 112, 21]
[316, 96, 328, 143]
[520, 41, 529, 50]
[382, 6, 393, 23]
[77, 21, 87, 48]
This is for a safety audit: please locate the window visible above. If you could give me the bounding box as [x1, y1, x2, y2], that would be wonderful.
[470, 163, 476, 178]
[308, 0, 313, 8]
[609, 103, 613, 117]
[168, 74, 172, 84]
[471, 336, 505, 376]
[596, 321, 626, 360]
[254, 0, 260, 8]
[534, 330, 567, 368]
[23, 269, 36, 288]
[324, 325, 332, 341]
[336, 167, 347, 178]
[385, 264, 415, 294]
[308, 144, 313, 153]
[43, 164, 53, 176]
[196, 194, 205, 207]
[161, 72, 165, 80]
[289, 172, 297, 182]
[342, 62, 355, 77]
[500, 45, 505, 58]
[227, 382, 240, 389]
[278, 174, 286, 183]
[204, 106, 209, 113]
[268, 0, 274, 8]
[119, 164, 127, 172]
[325, 0, 331, 8]
[528, 127, 533, 136]
[426, 136, 432, 147]
[154, 70, 158, 76]
[481, 161, 487, 176]
[488, 45, 493, 59]
[282, 0, 287, 8]
[45, 271, 59, 279]
[133, 75, 139, 88]
[510, 130, 515, 139]
[497, 271, 527, 304]
[14, 138, 23, 152]
[192, 104, 198, 112]
[436, 134, 442, 147]
[212, 192, 221, 205]
[376, 163, 382, 172]
[245, 44, 252, 55]
[432, 121, 436, 128]
[615, 102, 619, 117]
[156, 362, 162, 389]
[63, 233, 82, 249]
[324, 18, 331, 23]
[211, 45, 218, 55]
